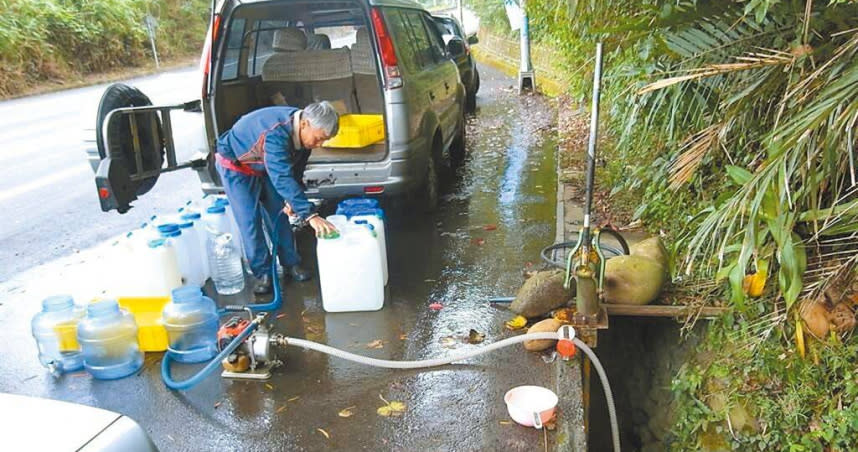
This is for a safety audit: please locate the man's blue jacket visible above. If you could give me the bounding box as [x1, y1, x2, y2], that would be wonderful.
[215, 106, 314, 219]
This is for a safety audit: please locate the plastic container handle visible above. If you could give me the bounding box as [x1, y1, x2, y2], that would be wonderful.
[532, 412, 543, 430]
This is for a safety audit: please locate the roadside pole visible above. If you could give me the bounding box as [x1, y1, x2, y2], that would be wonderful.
[517, 0, 534, 93]
[145, 15, 160, 69]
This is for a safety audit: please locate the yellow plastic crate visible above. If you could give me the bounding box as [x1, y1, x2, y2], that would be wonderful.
[323, 114, 385, 148]
[117, 297, 170, 352]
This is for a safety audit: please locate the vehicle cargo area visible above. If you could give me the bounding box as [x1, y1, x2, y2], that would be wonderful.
[214, 1, 387, 164]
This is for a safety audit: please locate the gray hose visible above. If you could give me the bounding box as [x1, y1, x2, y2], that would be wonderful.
[279, 332, 621, 451]
[574, 338, 620, 452]
[280, 332, 561, 369]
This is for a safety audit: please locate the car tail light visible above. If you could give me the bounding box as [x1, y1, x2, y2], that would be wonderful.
[200, 14, 222, 99]
[364, 186, 385, 194]
[370, 8, 402, 90]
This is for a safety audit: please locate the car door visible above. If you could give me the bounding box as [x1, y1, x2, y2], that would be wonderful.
[417, 11, 460, 146]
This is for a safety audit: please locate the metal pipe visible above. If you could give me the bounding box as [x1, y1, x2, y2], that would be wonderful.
[519, 0, 532, 73]
[582, 42, 603, 246]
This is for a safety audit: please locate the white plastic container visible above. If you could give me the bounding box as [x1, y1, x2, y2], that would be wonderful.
[316, 219, 384, 312]
[351, 214, 388, 285]
[159, 224, 205, 288]
[138, 238, 183, 297]
[179, 210, 211, 280]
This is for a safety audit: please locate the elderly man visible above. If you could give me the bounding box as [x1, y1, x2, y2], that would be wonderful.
[215, 101, 338, 294]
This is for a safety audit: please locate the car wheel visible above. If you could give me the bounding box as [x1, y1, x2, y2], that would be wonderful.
[449, 113, 466, 165]
[423, 151, 439, 211]
[465, 90, 477, 113]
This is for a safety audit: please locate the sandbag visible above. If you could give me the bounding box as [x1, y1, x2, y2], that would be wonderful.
[629, 236, 669, 269]
[603, 255, 667, 305]
[510, 270, 571, 318]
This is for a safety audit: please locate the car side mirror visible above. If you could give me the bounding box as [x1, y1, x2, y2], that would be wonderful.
[467, 35, 479, 45]
[446, 37, 466, 57]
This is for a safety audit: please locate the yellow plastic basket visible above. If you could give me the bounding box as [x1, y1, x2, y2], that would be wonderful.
[117, 297, 170, 352]
[323, 114, 385, 148]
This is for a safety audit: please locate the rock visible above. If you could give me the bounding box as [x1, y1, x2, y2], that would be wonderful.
[603, 255, 667, 305]
[828, 302, 855, 334]
[524, 318, 561, 351]
[800, 299, 830, 338]
[629, 236, 669, 269]
[510, 270, 571, 317]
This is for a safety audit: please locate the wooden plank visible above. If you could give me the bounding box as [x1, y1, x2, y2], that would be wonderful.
[603, 303, 727, 319]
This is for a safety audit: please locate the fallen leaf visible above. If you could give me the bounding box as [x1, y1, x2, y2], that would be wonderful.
[376, 395, 407, 417]
[317, 428, 330, 439]
[429, 302, 444, 311]
[399, 333, 408, 340]
[276, 405, 287, 413]
[276, 313, 286, 319]
[482, 224, 498, 231]
[472, 238, 486, 246]
[338, 406, 356, 418]
[377, 405, 393, 417]
[499, 420, 512, 425]
[467, 329, 485, 344]
[288, 396, 300, 402]
[388, 401, 406, 412]
[440, 336, 458, 348]
[505, 315, 528, 330]
[214, 401, 222, 409]
[367, 339, 384, 349]
[265, 383, 274, 390]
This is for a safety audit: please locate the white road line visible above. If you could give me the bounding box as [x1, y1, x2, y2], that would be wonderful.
[0, 164, 91, 204]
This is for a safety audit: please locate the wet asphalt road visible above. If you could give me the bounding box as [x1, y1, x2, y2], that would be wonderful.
[0, 64, 562, 451]
[0, 67, 205, 282]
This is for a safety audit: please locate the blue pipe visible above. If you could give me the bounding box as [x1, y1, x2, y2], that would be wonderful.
[164, 207, 285, 391]
[161, 319, 259, 390]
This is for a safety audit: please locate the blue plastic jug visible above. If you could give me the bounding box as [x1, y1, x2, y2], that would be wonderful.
[336, 197, 381, 216]
[162, 286, 219, 363]
[77, 300, 143, 380]
[31, 295, 84, 374]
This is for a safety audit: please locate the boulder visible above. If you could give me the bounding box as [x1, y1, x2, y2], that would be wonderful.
[603, 255, 667, 305]
[524, 318, 562, 351]
[510, 269, 571, 317]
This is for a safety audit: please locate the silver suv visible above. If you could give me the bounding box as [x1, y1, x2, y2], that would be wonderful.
[89, 0, 466, 213]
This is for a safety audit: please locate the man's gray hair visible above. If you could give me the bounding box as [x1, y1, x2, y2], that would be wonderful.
[303, 101, 340, 137]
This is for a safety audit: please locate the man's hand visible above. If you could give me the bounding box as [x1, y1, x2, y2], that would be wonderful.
[282, 202, 294, 216]
[308, 216, 337, 237]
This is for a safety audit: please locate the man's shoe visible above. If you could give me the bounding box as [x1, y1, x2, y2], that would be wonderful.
[253, 274, 272, 295]
[288, 264, 312, 282]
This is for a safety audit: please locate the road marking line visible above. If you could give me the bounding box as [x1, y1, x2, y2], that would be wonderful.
[0, 165, 90, 204]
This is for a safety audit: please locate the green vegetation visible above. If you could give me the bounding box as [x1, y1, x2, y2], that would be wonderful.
[469, 0, 858, 449]
[0, 0, 210, 96]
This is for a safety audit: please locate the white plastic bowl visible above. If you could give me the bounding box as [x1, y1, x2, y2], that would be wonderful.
[504, 385, 558, 428]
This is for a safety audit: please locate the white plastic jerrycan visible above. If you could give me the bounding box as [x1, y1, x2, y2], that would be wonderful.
[316, 219, 384, 312]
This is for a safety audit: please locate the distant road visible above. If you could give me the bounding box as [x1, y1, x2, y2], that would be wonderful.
[0, 66, 207, 281]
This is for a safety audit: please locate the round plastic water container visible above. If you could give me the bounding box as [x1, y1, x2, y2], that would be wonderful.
[31, 295, 85, 374]
[162, 286, 219, 363]
[77, 300, 143, 380]
[317, 220, 384, 312]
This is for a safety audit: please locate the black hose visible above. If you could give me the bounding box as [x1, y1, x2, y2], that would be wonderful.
[540, 228, 629, 269]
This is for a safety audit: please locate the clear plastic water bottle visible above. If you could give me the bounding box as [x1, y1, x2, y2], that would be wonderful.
[31, 295, 85, 374]
[162, 286, 219, 363]
[205, 205, 245, 295]
[77, 300, 143, 380]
